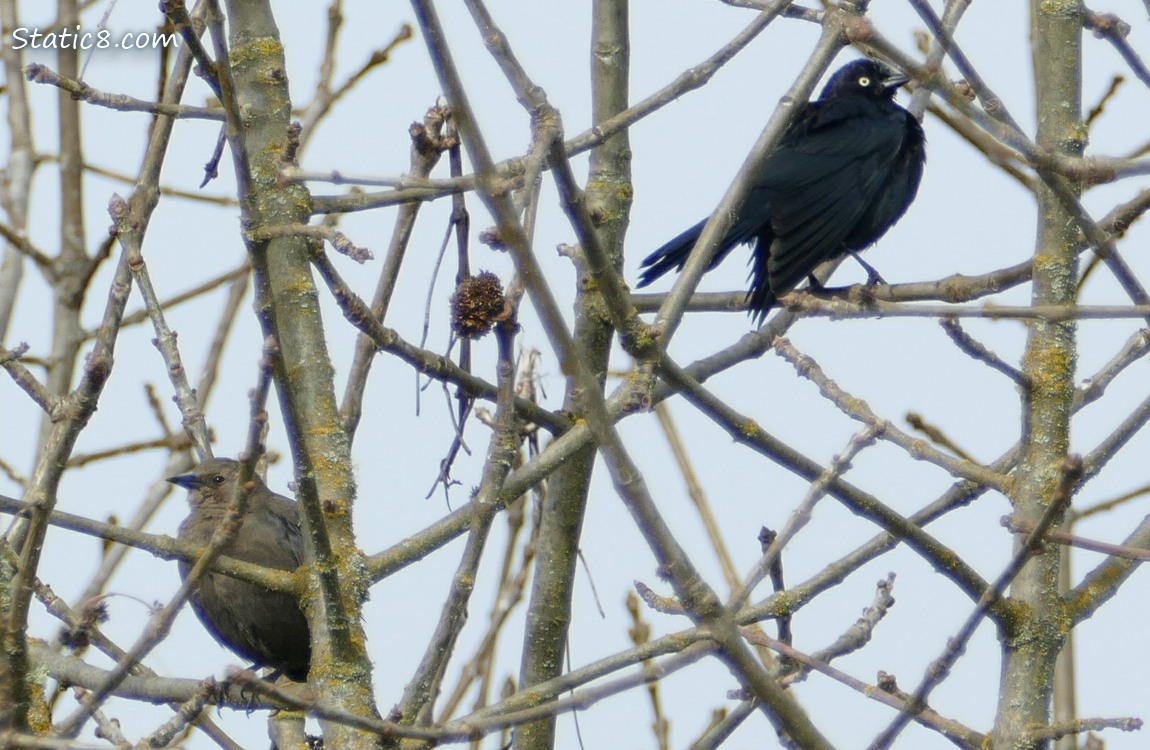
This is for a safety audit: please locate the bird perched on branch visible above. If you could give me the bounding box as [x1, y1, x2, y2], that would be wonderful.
[169, 457, 311, 682]
[637, 59, 926, 323]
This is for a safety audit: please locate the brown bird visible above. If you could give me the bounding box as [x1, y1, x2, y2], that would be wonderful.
[169, 457, 310, 681]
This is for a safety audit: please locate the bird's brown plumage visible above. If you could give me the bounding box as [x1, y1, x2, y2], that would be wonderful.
[169, 458, 310, 681]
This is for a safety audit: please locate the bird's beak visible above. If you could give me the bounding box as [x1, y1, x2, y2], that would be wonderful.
[167, 472, 200, 490]
[882, 71, 910, 92]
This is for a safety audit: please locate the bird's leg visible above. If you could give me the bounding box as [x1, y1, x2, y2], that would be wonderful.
[217, 671, 257, 713]
[240, 669, 268, 713]
[850, 252, 887, 286]
[808, 254, 886, 302]
[227, 666, 275, 713]
[208, 676, 231, 713]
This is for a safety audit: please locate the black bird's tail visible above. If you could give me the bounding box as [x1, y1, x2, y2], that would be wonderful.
[636, 219, 706, 288]
[638, 217, 778, 323]
[745, 237, 779, 325]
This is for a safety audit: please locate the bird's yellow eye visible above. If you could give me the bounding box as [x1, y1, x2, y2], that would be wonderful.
[858, 76, 871, 87]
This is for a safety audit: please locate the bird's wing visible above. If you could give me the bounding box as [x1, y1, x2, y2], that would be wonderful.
[757, 101, 912, 293]
[844, 112, 925, 247]
[238, 495, 307, 570]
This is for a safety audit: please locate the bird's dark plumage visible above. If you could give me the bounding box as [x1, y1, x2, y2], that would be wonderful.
[638, 59, 926, 322]
[169, 458, 310, 681]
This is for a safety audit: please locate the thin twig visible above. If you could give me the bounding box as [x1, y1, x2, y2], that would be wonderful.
[869, 456, 1083, 748]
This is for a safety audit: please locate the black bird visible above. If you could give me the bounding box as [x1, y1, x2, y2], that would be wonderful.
[169, 458, 311, 681]
[638, 59, 926, 322]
